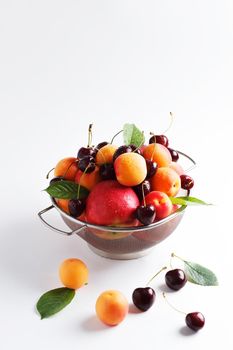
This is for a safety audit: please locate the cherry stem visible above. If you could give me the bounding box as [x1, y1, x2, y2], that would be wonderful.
[46, 167, 55, 179]
[77, 163, 91, 199]
[88, 124, 93, 147]
[150, 143, 156, 161]
[146, 266, 167, 286]
[162, 112, 174, 134]
[162, 292, 187, 315]
[142, 183, 146, 207]
[171, 252, 185, 263]
[110, 129, 123, 144]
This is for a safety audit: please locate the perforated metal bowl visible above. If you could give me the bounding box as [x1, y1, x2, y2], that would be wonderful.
[38, 151, 195, 260]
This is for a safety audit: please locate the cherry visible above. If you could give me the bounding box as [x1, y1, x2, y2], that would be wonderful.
[49, 176, 64, 185]
[180, 175, 194, 190]
[130, 144, 141, 155]
[146, 159, 157, 178]
[113, 145, 132, 162]
[99, 163, 116, 180]
[78, 156, 95, 173]
[132, 287, 156, 311]
[168, 148, 179, 162]
[77, 147, 96, 159]
[185, 312, 205, 331]
[149, 135, 169, 147]
[68, 199, 85, 217]
[136, 204, 156, 225]
[165, 269, 187, 291]
[96, 141, 108, 150]
[133, 180, 151, 201]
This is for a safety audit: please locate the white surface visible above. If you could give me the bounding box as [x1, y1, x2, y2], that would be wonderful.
[0, 1, 233, 349]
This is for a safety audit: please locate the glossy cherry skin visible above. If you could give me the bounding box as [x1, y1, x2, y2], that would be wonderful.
[95, 141, 108, 150]
[113, 145, 132, 162]
[130, 144, 141, 155]
[133, 180, 151, 201]
[136, 205, 156, 225]
[149, 135, 169, 147]
[99, 163, 116, 180]
[78, 156, 95, 173]
[168, 148, 179, 162]
[165, 269, 187, 290]
[146, 159, 158, 179]
[132, 287, 156, 311]
[77, 147, 96, 159]
[185, 312, 205, 331]
[68, 199, 85, 217]
[180, 175, 194, 190]
[49, 176, 64, 185]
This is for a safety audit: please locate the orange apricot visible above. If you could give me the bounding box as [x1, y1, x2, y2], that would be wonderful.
[95, 290, 128, 326]
[114, 153, 147, 186]
[54, 157, 78, 181]
[59, 258, 88, 290]
[151, 167, 181, 197]
[56, 199, 69, 214]
[95, 144, 118, 166]
[143, 143, 172, 167]
[75, 166, 101, 191]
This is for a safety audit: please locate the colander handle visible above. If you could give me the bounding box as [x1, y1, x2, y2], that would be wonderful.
[38, 205, 87, 236]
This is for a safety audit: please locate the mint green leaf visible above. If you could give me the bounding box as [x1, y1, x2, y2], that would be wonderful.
[36, 288, 75, 319]
[44, 180, 89, 199]
[184, 261, 218, 286]
[169, 196, 211, 206]
[123, 123, 145, 147]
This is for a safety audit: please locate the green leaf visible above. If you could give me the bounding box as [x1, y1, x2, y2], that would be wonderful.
[184, 261, 218, 286]
[44, 180, 89, 199]
[123, 123, 145, 147]
[169, 196, 211, 206]
[36, 287, 75, 319]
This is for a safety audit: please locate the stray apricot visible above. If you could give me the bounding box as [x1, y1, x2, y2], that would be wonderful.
[59, 258, 88, 290]
[54, 157, 78, 181]
[95, 290, 128, 326]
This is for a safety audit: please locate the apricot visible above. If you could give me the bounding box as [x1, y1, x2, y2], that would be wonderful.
[95, 290, 128, 326]
[59, 258, 88, 290]
[75, 166, 101, 191]
[151, 167, 181, 197]
[169, 161, 184, 176]
[114, 153, 147, 186]
[54, 157, 78, 181]
[95, 144, 118, 166]
[143, 143, 172, 167]
[56, 199, 69, 214]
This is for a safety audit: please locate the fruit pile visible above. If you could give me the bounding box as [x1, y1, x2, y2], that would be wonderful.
[46, 123, 195, 227]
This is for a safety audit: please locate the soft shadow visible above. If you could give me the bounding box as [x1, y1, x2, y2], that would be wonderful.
[128, 303, 142, 314]
[157, 283, 177, 294]
[81, 315, 109, 332]
[179, 326, 196, 336]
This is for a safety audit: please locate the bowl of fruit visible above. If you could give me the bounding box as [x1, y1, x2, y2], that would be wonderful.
[38, 123, 198, 260]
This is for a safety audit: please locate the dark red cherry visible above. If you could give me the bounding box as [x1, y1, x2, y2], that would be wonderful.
[146, 159, 157, 178]
[136, 205, 156, 225]
[168, 148, 179, 162]
[129, 144, 141, 155]
[133, 180, 151, 201]
[180, 175, 194, 190]
[96, 141, 108, 150]
[99, 163, 116, 180]
[149, 135, 169, 147]
[132, 287, 156, 311]
[49, 176, 64, 185]
[77, 147, 96, 159]
[113, 145, 132, 162]
[78, 156, 95, 173]
[165, 269, 187, 291]
[68, 199, 85, 217]
[185, 312, 205, 331]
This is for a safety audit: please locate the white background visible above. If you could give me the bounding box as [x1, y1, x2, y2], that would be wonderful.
[0, 1, 233, 349]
